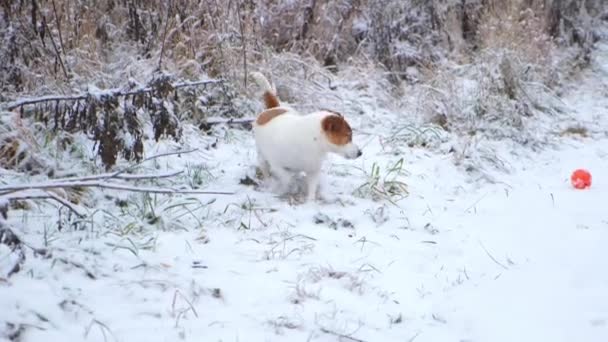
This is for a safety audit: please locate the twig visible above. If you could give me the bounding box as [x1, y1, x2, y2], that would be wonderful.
[46, 192, 85, 217]
[4, 80, 223, 111]
[320, 328, 367, 342]
[203, 117, 255, 125]
[478, 240, 508, 270]
[97, 148, 198, 181]
[236, 0, 248, 87]
[54, 170, 184, 183]
[199, 117, 255, 131]
[51, 0, 68, 68]
[0, 150, 209, 215]
[5, 190, 87, 218]
[36, 4, 69, 79]
[146, 148, 200, 160]
[157, 3, 172, 72]
[0, 181, 233, 196]
[53, 148, 198, 181]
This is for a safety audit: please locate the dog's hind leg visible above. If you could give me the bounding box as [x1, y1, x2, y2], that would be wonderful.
[256, 148, 271, 180]
[305, 170, 320, 202]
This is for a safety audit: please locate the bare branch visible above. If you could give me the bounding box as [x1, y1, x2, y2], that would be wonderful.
[54, 170, 184, 183]
[4, 80, 223, 111]
[36, 3, 69, 79]
[157, 3, 172, 72]
[100, 149, 199, 180]
[51, 0, 68, 68]
[52, 149, 197, 183]
[0, 181, 233, 196]
[0, 149, 218, 216]
[3, 189, 86, 217]
[204, 117, 255, 125]
[199, 117, 255, 131]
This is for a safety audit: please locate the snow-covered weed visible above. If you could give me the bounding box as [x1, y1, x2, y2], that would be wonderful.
[353, 158, 409, 204]
[0, 113, 50, 175]
[110, 193, 213, 235]
[267, 315, 303, 335]
[184, 162, 214, 189]
[385, 122, 448, 151]
[290, 265, 369, 305]
[263, 230, 316, 261]
[221, 197, 275, 231]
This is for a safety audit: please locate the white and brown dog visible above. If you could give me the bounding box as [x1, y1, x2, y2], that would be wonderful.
[250, 72, 362, 202]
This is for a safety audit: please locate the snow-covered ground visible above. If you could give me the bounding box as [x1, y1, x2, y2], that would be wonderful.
[2, 28, 608, 342]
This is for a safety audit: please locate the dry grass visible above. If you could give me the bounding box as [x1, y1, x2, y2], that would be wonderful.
[0, 0, 604, 178]
[478, 0, 554, 65]
[1, 0, 601, 99]
[0, 114, 49, 175]
[560, 125, 589, 137]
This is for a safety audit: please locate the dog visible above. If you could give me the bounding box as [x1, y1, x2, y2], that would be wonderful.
[250, 72, 362, 202]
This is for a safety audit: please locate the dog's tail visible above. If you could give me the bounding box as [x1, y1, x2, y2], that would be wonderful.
[249, 72, 280, 109]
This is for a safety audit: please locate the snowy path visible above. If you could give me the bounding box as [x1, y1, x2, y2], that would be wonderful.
[2, 27, 608, 342]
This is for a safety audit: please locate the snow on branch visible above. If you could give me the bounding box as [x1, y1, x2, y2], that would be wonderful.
[0, 180, 234, 196]
[0, 149, 233, 218]
[3, 79, 224, 111]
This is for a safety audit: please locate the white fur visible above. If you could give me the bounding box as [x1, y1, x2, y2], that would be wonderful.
[250, 73, 361, 202]
[249, 72, 275, 94]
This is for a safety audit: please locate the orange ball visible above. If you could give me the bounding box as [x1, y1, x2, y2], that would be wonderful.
[570, 169, 592, 189]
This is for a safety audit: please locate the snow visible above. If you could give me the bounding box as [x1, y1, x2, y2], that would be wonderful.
[2, 26, 608, 342]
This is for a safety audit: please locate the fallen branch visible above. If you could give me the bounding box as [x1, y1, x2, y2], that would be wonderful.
[5, 190, 87, 218]
[0, 149, 229, 217]
[0, 181, 233, 196]
[110, 148, 199, 178]
[199, 117, 255, 131]
[43, 149, 198, 182]
[53, 170, 184, 183]
[204, 117, 255, 125]
[3, 79, 224, 111]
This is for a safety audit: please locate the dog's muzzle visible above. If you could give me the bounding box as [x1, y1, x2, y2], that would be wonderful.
[344, 145, 362, 159]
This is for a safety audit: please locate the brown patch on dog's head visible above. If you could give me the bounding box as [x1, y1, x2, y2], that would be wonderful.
[256, 107, 288, 125]
[321, 114, 353, 146]
[263, 91, 280, 109]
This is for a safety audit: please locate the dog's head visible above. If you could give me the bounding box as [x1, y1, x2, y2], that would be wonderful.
[321, 113, 362, 159]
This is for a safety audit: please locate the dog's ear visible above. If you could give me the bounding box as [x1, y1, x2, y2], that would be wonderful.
[322, 115, 341, 132]
[322, 115, 352, 145]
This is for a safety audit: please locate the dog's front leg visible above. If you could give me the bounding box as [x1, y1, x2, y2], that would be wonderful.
[257, 156, 271, 179]
[271, 166, 293, 194]
[305, 170, 320, 202]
